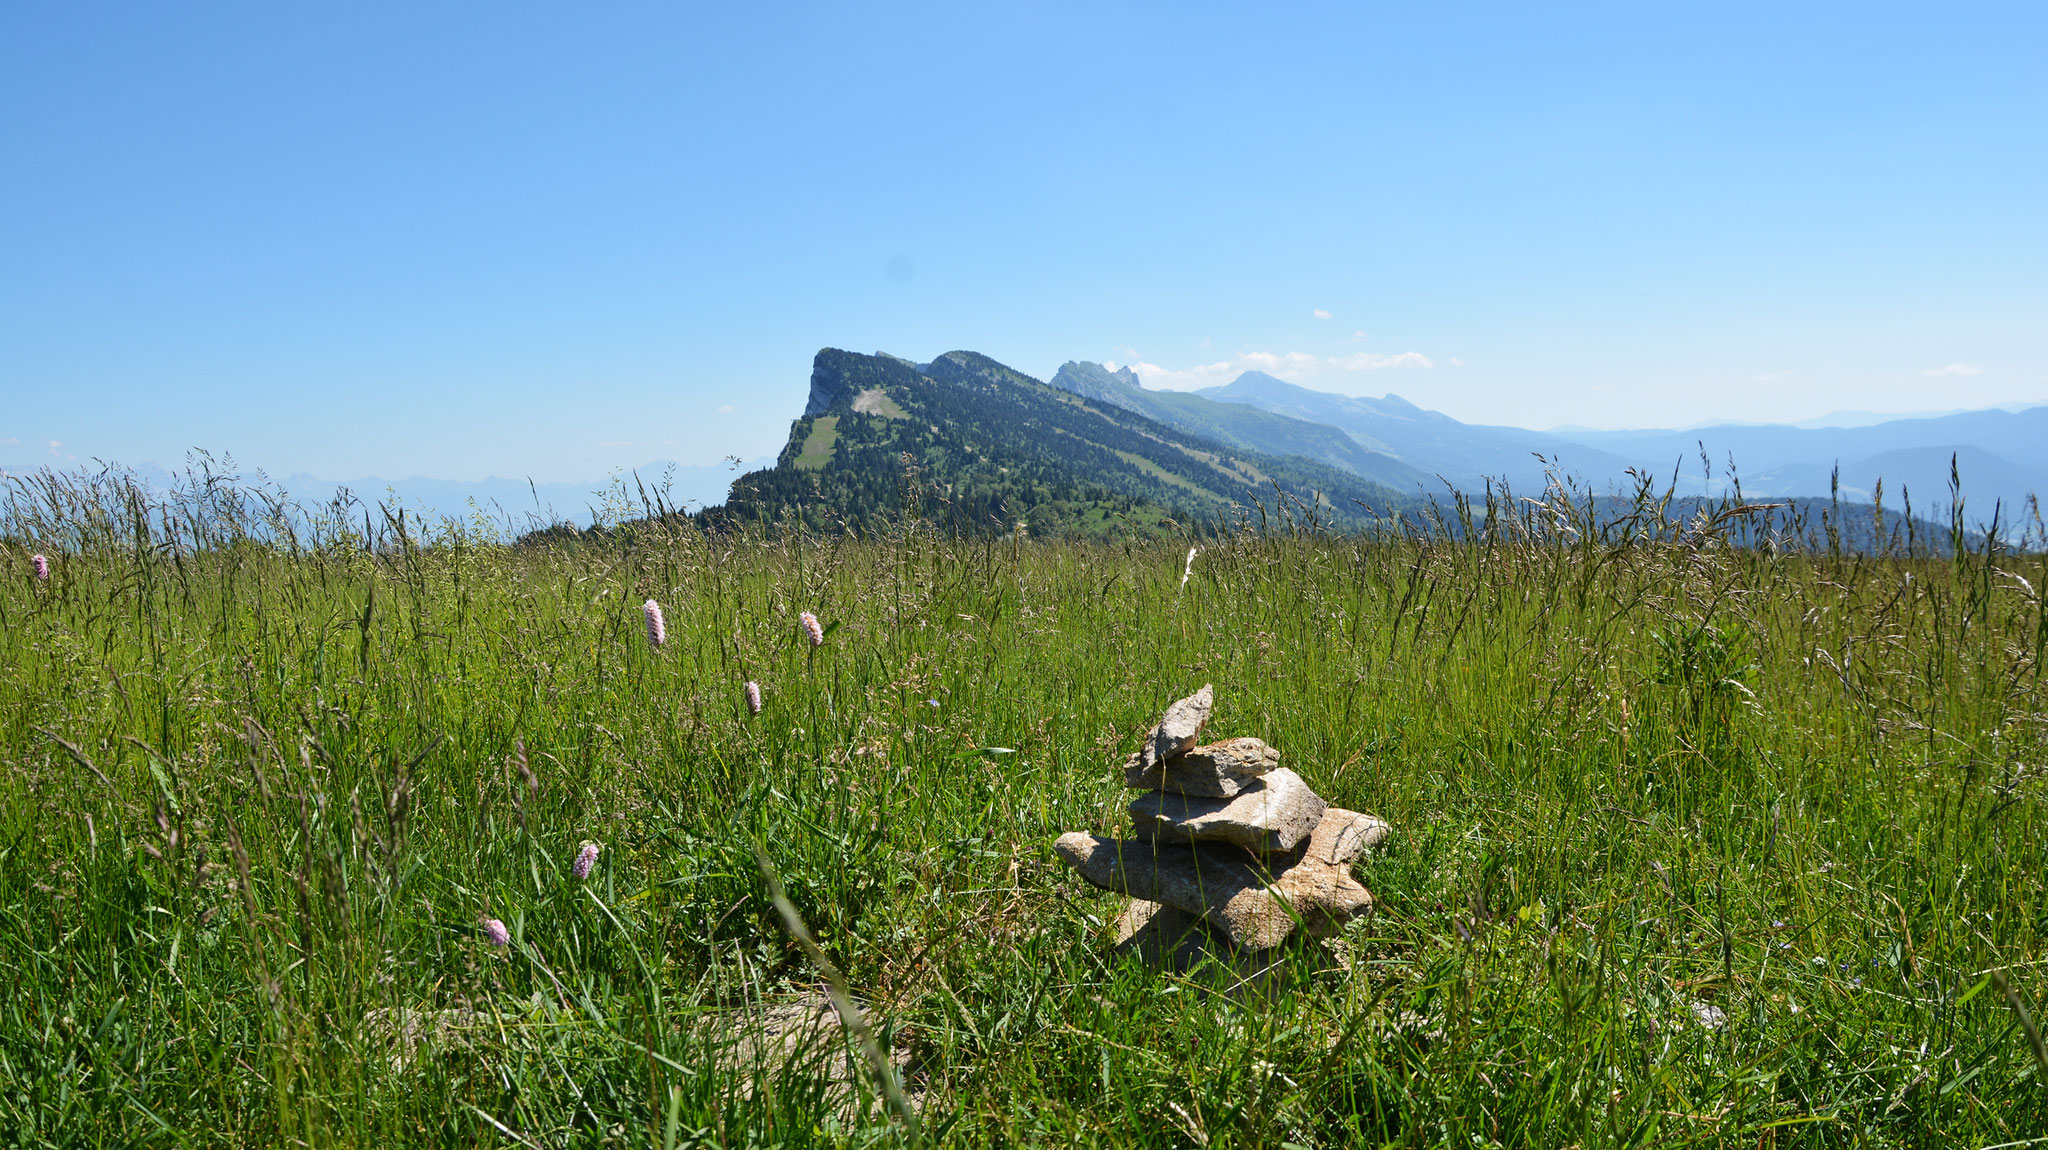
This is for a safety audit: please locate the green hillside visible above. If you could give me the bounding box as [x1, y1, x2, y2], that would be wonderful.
[703, 349, 1422, 537]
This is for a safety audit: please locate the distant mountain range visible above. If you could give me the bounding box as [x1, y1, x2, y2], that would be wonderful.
[695, 349, 2041, 540]
[1189, 370, 1636, 495]
[1042, 361, 2043, 519]
[0, 458, 768, 531]
[704, 349, 1427, 537]
[1551, 411, 2048, 515]
[1046, 362, 1436, 490]
[11, 349, 2039, 539]
[275, 462, 766, 526]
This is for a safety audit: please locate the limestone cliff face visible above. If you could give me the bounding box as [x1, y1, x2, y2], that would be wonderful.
[803, 349, 925, 417]
[1049, 361, 1142, 406]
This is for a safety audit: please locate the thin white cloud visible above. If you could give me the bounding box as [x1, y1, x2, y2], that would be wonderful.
[1106, 358, 1239, 390]
[1115, 349, 1435, 391]
[1241, 350, 1327, 375]
[1312, 308, 1332, 320]
[1924, 363, 1983, 378]
[1330, 351, 1433, 371]
[0, 437, 18, 446]
[45, 440, 61, 455]
[717, 404, 735, 414]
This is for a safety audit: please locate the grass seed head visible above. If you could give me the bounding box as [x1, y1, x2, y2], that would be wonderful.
[513, 739, 535, 795]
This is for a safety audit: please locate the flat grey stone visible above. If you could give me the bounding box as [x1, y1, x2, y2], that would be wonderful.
[1139, 684, 1213, 772]
[1055, 831, 1374, 950]
[1124, 737, 1280, 796]
[1056, 833, 1295, 949]
[1128, 767, 1327, 854]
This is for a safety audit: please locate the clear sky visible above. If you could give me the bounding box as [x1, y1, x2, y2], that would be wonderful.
[3, 3, 2044, 481]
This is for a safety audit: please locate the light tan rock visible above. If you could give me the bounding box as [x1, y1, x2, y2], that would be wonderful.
[1139, 684, 1213, 771]
[703, 993, 921, 1111]
[1267, 858, 1375, 934]
[1128, 767, 1327, 854]
[1124, 737, 1281, 797]
[1298, 808, 1391, 866]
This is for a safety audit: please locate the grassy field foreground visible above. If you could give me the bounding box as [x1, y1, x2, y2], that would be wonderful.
[2, 472, 2046, 1147]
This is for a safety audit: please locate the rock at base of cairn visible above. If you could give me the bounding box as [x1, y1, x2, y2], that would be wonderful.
[1055, 809, 1378, 951]
[1128, 767, 1327, 854]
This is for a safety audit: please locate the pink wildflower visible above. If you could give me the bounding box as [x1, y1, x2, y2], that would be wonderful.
[744, 680, 762, 715]
[799, 611, 823, 648]
[643, 599, 667, 648]
[571, 841, 600, 881]
[31, 554, 49, 581]
[480, 917, 510, 947]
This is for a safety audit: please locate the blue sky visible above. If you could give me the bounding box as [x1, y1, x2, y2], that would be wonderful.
[3, 2, 2043, 482]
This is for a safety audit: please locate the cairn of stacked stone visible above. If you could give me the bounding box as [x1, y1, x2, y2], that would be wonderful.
[1054, 685, 1389, 962]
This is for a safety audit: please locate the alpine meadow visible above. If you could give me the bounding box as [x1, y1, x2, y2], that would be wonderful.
[14, 3, 2048, 1146]
[2, 456, 2046, 1148]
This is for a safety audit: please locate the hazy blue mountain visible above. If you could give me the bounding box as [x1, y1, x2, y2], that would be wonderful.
[285, 462, 766, 526]
[1193, 371, 1637, 493]
[2, 458, 768, 534]
[1558, 408, 2048, 513]
[1732, 447, 2041, 515]
[1183, 369, 2044, 516]
[1558, 407, 2048, 470]
[1046, 361, 1433, 489]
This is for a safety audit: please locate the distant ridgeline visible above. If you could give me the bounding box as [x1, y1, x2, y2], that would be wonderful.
[696, 349, 1424, 538]
[684, 349, 2022, 550]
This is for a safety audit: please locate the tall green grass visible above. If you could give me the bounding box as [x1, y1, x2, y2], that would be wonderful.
[1, 463, 2045, 1147]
